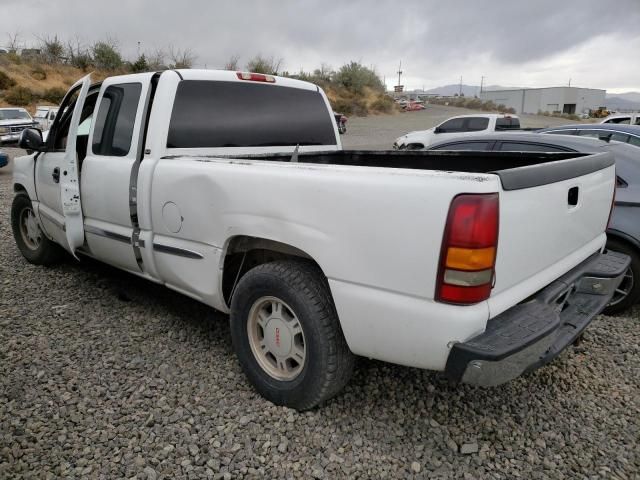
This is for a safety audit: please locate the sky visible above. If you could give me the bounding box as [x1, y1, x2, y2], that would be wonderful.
[1, 0, 639, 93]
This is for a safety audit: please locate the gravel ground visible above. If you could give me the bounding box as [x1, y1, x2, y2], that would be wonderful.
[1, 137, 639, 479]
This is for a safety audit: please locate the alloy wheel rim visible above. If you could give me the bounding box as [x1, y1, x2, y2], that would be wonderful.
[608, 266, 634, 307]
[19, 207, 42, 250]
[247, 296, 306, 381]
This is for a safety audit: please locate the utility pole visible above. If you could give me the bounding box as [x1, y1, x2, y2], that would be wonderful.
[568, 78, 571, 87]
[480, 76, 485, 94]
[397, 61, 403, 88]
[459, 76, 463, 96]
[137, 41, 141, 58]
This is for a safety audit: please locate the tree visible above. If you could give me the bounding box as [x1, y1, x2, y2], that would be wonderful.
[168, 46, 195, 69]
[92, 41, 123, 70]
[65, 36, 92, 70]
[224, 54, 240, 71]
[246, 55, 282, 75]
[6, 32, 21, 53]
[146, 49, 167, 70]
[130, 54, 149, 73]
[39, 35, 65, 64]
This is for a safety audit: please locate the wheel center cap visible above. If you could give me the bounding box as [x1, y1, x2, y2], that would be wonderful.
[264, 317, 292, 356]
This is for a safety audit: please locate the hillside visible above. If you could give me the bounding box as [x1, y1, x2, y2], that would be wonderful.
[0, 56, 395, 116]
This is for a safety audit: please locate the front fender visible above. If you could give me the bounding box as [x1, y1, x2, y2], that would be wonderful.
[12, 152, 37, 200]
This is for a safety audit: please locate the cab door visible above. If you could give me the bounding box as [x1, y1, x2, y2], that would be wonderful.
[80, 73, 154, 273]
[34, 74, 92, 256]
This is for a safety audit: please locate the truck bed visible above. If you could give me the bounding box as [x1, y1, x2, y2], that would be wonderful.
[176, 149, 613, 191]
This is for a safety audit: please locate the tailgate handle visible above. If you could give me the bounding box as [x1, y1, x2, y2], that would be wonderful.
[568, 186, 579, 206]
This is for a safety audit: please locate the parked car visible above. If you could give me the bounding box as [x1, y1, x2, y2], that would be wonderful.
[428, 132, 640, 313]
[0, 151, 8, 168]
[12, 70, 627, 410]
[394, 114, 520, 149]
[333, 111, 347, 134]
[0, 108, 37, 145]
[34, 106, 59, 131]
[402, 101, 426, 112]
[600, 113, 640, 125]
[539, 124, 640, 147]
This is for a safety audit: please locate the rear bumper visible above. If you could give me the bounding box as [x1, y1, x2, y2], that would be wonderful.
[445, 250, 630, 386]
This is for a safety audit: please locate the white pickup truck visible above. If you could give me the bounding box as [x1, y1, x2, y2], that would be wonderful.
[393, 113, 521, 150]
[11, 70, 628, 410]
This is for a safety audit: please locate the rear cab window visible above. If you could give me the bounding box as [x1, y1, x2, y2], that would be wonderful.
[495, 117, 520, 130]
[465, 117, 490, 131]
[92, 83, 142, 156]
[167, 80, 337, 149]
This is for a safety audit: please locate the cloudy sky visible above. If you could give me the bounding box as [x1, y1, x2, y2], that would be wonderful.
[2, 0, 639, 93]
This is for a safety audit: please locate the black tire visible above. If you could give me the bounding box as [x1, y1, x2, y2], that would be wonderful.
[11, 193, 64, 265]
[230, 260, 355, 410]
[406, 143, 424, 150]
[602, 238, 640, 315]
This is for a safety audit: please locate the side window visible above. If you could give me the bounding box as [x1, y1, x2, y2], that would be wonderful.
[545, 129, 577, 136]
[465, 117, 490, 131]
[498, 142, 569, 152]
[635, 117, 640, 126]
[431, 141, 491, 150]
[629, 136, 640, 147]
[92, 83, 142, 156]
[610, 133, 630, 143]
[577, 130, 612, 141]
[437, 118, 465, 133]
[610, 117, 631, 124]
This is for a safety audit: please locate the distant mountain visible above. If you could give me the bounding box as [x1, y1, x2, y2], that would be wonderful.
[607, 92, 640, 103]
[419, 84, 519, 97]
[605, 96, 640, 111]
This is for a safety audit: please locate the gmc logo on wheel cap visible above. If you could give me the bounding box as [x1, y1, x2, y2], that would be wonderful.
[275, 327, 281, 348]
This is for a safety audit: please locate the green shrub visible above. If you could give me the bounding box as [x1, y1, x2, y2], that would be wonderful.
[31, 66, 47, 81]
[334, 62, 385, 95]
[93, 42, 123, 70]
[41, 87, 66, 104]
[0, 70, 17, 90]
[4, 86, 36, 105]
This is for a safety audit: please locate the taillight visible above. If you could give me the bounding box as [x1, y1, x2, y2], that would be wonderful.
[436, 193, 499, 304]
[236, 72, 276, 83]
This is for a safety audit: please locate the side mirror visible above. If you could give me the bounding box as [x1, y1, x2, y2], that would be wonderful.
[434, 127, 444, 134]
[19, 128, 45, 153]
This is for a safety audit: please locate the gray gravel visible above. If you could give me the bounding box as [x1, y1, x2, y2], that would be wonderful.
[1, 141, 639, 479]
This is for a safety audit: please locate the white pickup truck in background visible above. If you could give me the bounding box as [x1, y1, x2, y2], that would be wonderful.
[394, 113, 521, 150]
[12, 70, 628, 410]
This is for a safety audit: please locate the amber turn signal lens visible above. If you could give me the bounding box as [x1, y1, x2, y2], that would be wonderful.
[445, 247, 496, 271]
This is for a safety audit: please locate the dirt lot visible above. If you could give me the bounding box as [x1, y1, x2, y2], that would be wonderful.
[340, 104, 589, 150]
[1, 112, 639, 479]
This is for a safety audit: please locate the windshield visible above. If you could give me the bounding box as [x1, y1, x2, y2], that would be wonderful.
[0, 109, 31, 121]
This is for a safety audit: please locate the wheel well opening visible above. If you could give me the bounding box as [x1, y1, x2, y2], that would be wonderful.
[14, 183, 27, 193]
[222, 236, 320, 306]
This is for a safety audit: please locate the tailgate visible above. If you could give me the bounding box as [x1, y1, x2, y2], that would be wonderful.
[488, 152, 615, 317]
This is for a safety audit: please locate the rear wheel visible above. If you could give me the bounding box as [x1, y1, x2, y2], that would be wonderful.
[603, 239, 640, 315]
[11, 193, 64, 265]
[230, 260, 355, 410]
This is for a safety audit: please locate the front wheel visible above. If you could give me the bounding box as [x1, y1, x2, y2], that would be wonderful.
[230, 260, 355, 410]
[11, 193, 64, 265]
[602, 239, 640, 315]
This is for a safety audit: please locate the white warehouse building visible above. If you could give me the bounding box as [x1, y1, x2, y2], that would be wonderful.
[479, 87, 606, 115]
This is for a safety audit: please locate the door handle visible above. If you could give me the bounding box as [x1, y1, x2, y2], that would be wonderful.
[52, 167, 60, 183]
